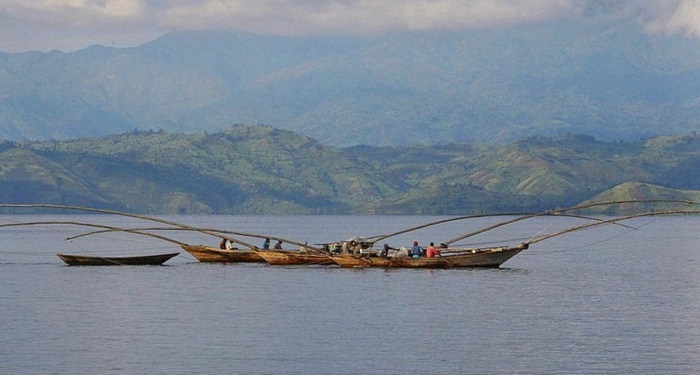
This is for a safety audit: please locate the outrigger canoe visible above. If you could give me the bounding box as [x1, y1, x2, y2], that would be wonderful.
[330, 243, 528, 268]
[255, 250, 334, 265]
[180, 244, 264, 263]
[56, 252, 179, 266]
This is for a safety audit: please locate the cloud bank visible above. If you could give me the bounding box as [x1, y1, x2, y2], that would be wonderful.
[639, 0, 700, 36]
[1, 0, 699, 52]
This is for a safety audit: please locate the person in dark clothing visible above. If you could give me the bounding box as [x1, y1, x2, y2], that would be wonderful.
[380, 243, 396, 257]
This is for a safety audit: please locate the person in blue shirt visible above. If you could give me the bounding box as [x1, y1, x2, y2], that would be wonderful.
[411, 241, 423, 258]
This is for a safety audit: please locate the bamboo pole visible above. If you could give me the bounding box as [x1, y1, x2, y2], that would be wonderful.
[0, 221, 187, 245]
[0, 204, 263, 249]
[66, 227, 317, 251]
[0, 204, 321, 251]
[441, 199, 696, 246]
[369, 198, 688, 245]
[525, 209, 700, 245]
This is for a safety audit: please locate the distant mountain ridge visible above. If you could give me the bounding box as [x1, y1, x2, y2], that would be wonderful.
[1, 19, 700, 146]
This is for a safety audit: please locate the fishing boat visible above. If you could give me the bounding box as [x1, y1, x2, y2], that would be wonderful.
[330, 243, 528, 268]
[255, 250, 334, 265]
[180, 244, 265, 263]
[5, 201, 699, 271]
[56, 252, 179, 266]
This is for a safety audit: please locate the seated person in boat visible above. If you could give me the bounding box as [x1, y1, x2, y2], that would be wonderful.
[411, 241, 423, 258]
[426, 242, 440, 258]
[274, 240, 283, 249]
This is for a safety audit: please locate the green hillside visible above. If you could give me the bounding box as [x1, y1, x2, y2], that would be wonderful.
[580, 182, 700, 215]
[2, 126, 700, 214]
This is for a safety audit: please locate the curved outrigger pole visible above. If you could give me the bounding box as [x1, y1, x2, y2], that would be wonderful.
[0, 221, 187, 245]
[441, 199, 696, 246]
[370, 199, 695, 246]
[0, 204, 319, 251]
[524, 209, 700, 246]
[0, 204, 260, 248]
[66, 227, 318, 251]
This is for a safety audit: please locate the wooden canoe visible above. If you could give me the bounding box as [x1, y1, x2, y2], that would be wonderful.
[56, 252, 179, 266]
[180, 244, 265, 263]
[255, 250, 334, 265]
[330, 243, 528, 269]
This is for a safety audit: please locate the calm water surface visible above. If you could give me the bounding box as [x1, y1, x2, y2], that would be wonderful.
[1, 215, 699, 374]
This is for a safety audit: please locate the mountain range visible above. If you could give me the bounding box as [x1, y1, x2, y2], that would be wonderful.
[1, 125, 699, 214]
[2, 17, 700, 146]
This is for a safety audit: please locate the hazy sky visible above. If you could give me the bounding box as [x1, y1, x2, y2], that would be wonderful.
[1, 0, 699, 53]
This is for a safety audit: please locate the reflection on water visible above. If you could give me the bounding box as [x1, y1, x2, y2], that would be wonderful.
[0, 215, 699, 374]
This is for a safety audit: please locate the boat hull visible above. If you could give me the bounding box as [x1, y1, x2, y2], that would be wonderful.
[331, 244, 528, 269]
[56, 252, 179, 266]
[255, 250, 334, 265]
[181, 244, 264, 263]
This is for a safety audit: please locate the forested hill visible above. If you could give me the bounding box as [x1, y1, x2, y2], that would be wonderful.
[1, 125, 700, 214]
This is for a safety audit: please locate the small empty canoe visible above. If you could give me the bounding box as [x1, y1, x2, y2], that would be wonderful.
[56, 252, 179, 266]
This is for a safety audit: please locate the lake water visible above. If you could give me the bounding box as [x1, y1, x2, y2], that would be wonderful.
[0, 214, 699, 374]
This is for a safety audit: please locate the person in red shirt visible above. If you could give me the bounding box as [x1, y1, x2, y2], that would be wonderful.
[426, 242, 439, 258]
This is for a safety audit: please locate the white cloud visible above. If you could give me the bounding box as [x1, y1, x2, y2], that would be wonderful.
[1, 0, 699, 52]
[640, 0, 700, 37]
[161, 0, 579, 33]
[0, 0, 158, 51]
[22, 0, 146, 22]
